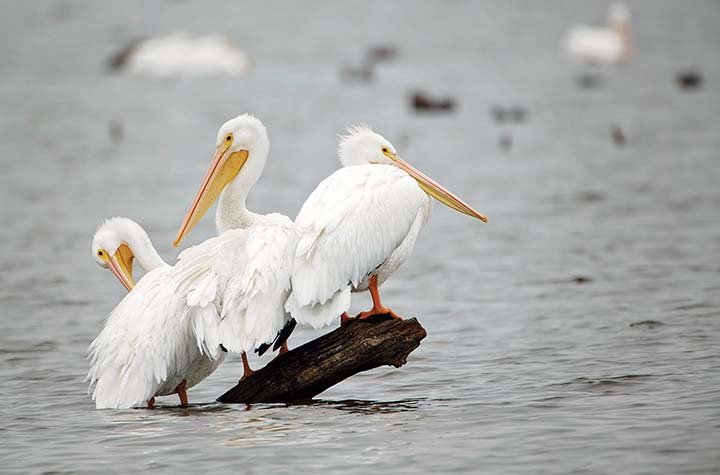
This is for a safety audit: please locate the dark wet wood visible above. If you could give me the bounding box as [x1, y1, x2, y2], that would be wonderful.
[217, 314, 427, 404]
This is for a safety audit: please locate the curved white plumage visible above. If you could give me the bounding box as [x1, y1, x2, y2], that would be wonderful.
[286, 164, 430, 328]
[87, 266, 226, 409]
[87, 218, 225, 409]
[89, 267, 205, 408]
[173, 213, 296, 354]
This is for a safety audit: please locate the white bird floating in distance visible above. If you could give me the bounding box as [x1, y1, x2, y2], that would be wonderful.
[119, 32, 252, 79]
[564, 3, 632, 66]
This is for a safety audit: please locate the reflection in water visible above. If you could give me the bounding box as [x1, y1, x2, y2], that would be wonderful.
[290, 398, 425, 414]
[549, 374, 657, 388]
[221, 399, 427, 448]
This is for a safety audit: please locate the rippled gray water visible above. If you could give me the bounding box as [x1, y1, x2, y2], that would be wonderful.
[1, 1, 719, 473]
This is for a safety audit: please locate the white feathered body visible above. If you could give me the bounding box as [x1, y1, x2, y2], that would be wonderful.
[88, 211, 296, 409]
[565, 26, 628, 65]
[123, 33, 252, 78]
[173, 213, 296, 355]
[286, 164, 431, 329]
[87, 265, 225, 409]
[87, 115, 296, 409]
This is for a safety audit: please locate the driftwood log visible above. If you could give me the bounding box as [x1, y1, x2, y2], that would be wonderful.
[218, 314, 427, 404]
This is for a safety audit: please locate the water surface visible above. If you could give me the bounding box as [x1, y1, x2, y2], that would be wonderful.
[1, 1, 719, 473]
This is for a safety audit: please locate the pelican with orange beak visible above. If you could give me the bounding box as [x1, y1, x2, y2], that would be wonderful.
[92, 217, 165, 291]
[87, 217, 226, 409]
[285, 125, 487, 328]
[171, 114, 296, 378]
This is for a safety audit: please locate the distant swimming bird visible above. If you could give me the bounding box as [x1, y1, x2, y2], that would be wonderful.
[172, 114, 296, 378]
[285, 126, 487, 329]
[410, 91, 456, 112]
[112, 32, 252, 78]
[564, 3, 632, 65]
[88, 217, 225, 409]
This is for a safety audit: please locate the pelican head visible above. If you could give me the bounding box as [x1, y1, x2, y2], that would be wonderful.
[92, 217, 142, 291]
[339, 126, 488, 222]
[173, 114, 270, 246]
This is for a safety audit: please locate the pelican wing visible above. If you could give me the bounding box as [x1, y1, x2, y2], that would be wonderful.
[87, 266, 202, 409]
[174, 214, 296, 354]
[172, 237, 226, 358]
[286, 164, 427, 328]
[218, 214, 296, 353]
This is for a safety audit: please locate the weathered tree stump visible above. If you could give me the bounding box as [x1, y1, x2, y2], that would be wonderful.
[217, 314, 427, 404]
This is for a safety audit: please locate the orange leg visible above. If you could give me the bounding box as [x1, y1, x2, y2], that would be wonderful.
[240, 352, 254, 381]
[340, 312, 353, 326]
[147, 397, 156, 409]
[358, 275, 403, 320]
[271, 342, 290, 362]
[175, 379, 188, 406]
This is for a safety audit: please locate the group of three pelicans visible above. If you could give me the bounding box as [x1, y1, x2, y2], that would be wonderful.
[88, 114, 487, 409]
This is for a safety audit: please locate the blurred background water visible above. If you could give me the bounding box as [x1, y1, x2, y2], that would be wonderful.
[1, 0, 719, 473]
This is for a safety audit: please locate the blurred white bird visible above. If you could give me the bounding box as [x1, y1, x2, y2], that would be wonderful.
[284, 126, 487, 329]
[172, 114, 296, 378]
[88, 217, 225, 409]
[564, 3, 632, 65]
[118, 32, 252, 78]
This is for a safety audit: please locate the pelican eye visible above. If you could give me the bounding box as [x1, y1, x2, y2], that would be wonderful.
[97, 250, 103, 256]
[382, 147, 389, 153]
[226, 135, 232, 142]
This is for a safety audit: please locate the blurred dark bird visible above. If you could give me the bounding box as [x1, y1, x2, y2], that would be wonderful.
[575, 72, 605, 89]
[108, 120, 124, 144]
[410, 92, 455, 112]
[498, 133, 513, 152]
[340, 60, 374, 83]
[340, 45, 398, 83]
[490, 106, 528, 124]
[675, 71, 703, 91]
[611, 124, 626, 147]
[367, 45, 398, 63]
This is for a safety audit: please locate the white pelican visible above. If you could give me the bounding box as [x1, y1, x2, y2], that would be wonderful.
[91, 217, 164, 291]
[564, 3, 632, 66]
[171, 114, 296, 377]
[285, 126, 487, 329]
[88, 217, 225, 409]
[116, 32, 252, 79]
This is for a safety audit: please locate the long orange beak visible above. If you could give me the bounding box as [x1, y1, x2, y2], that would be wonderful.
[390, 154, 488, 222]
[173, 146, 249, 247]
[107, 244, 135, 291]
